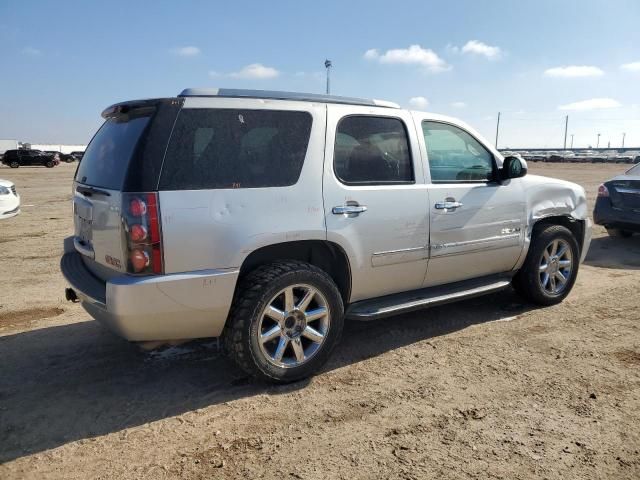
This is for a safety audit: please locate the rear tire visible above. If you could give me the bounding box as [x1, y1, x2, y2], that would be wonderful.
[606, 228, 633, 238]
[45, 160, 54, 168]
[512, 225, 580, 306]
[224, 261, 344, 383]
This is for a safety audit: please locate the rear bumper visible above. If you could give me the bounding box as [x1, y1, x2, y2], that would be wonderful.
[60, 246, 239, 341]
[593, 198, 640, 232]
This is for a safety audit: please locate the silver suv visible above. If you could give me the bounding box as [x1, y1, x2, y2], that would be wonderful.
[61, 88, 592, 382]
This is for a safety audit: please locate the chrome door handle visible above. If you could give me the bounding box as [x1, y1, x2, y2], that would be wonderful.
[332, 205, 368, 215]
[434, 201, 463, 210]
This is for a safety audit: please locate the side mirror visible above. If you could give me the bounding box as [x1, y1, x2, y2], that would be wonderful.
[501, 155, 527, 180]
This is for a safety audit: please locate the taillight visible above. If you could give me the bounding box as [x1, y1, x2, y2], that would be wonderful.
[129, 224, 147, 242]
[130, 249, 150, 271]
[122, 193, 164, 274]
[597, 184, 609, 197]
[129, 197, 147, 216]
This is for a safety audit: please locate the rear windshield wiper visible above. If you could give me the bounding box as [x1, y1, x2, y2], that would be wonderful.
[77, 185, 111, 197]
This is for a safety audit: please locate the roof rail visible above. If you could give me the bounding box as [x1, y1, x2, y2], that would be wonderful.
[178, 88, 400, 109]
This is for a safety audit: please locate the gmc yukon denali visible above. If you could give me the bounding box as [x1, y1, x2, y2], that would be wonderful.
[61, 88, 592, 382]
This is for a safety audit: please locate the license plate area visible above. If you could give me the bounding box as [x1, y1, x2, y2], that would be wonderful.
[77, 217, 93, 243]
[74, 197, 94, 244]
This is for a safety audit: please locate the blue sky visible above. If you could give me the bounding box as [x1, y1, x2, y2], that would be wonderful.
[1, 0, 639, 148]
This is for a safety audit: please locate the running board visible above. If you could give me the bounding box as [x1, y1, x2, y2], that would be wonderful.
[346, 275, 512, 321]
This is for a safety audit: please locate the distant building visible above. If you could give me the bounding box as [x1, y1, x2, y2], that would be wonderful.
[0, 139, 19, 154]
[29, 144, 87, 154]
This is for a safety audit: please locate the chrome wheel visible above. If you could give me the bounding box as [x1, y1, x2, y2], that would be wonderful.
[257, 284, 330, 368]
[538, 238, 573, 295]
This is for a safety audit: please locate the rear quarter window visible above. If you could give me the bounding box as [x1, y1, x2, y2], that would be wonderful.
[159, 109, 312, 190]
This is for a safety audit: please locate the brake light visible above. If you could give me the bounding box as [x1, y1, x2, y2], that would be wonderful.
[129, 197, 147, 216]
[597, 184, 609, 197]
[122, 193, 164, 274]
[130, 249, 150, 271]
[129, 224, 147, 242]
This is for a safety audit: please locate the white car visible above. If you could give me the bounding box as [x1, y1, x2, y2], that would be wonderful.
[0, 179, 20, 219]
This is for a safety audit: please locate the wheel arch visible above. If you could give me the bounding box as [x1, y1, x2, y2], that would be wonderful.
[238, 240, 352, 304]
[513, 213, 587, 272]
[532, 215, 586, 254]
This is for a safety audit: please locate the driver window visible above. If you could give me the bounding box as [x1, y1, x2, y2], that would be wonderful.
[334, 116, 414, 185]
[422, 121, 494, 183]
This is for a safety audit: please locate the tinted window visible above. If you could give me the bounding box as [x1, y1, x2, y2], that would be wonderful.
[75, 114, 151, 189]
[422, 121, 494, 183]
[334, 116, 414, 184]
[159, 109, 312, 190]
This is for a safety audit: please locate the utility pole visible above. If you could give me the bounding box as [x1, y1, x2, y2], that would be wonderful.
[324, 59, 332, 95]
[495, 112, 501, 148]
[563, 115, 568, 150]
[622, 132, 626, 148]
[570, 134, 574, 149]
[596, 133, 601, 148]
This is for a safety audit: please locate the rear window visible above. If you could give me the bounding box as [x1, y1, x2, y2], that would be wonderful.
[75, 114, 151, 189]
[159, 109, 312, 190]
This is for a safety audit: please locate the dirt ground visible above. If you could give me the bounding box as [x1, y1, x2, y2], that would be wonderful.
[0, 162, 639, 479]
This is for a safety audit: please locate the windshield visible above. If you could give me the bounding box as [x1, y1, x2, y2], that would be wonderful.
[75, 114, 151, 189]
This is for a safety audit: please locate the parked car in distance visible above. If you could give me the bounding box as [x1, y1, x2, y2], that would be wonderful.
[45, 150, 75, 163]
[61, 88, 592, 383]
[1, 149, 58, 168]
[70, 151, 85, 161]
[0, 178, 20, 219]
[594, 162, 640, 237]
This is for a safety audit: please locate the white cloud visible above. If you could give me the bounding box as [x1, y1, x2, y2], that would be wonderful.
[170, 46, 201, 57]
[364, 44, 450, 73]
[451, 101, 466, 108]
[22, 46, 42, 56]
[461, 40, 502, 59]
[409, 96, 429, 110]
[229, 63, 279, 79]
[208, 70, 220, 78]
[621, 61, 640, 72]
[558, 98, 621, 111]
[364, 49, 379, 60]
[544, 65, 604, 78]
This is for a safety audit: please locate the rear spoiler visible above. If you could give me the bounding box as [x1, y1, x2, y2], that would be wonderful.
[101, 98, 179, 119]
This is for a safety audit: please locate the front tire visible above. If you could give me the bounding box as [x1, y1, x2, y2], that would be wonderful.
[45, 160, 54, 168]
[10, 161, 19, 168]
[224, 261, 344, 383]
[512, 225, 580, 306]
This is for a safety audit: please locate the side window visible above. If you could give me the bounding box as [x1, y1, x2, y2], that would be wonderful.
[159, 109, 312, 190]
[422, 121, 495, 183]
[334, 116, 414, 185]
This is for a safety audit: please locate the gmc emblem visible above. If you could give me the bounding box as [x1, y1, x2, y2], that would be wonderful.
[105, 255, 122, 269]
